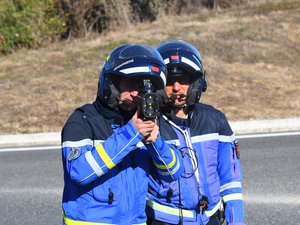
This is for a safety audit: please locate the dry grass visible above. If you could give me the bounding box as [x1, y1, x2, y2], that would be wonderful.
[0, 0, 300, 134]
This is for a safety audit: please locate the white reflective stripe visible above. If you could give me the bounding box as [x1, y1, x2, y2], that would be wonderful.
[205, 199, 222, 217]
[146, 199, 194, 218]
[191, 133, 219, 142]
[166, 139, 180, 146]
[219, 134, 235, 143]
[181, 57, 201, 71]
[192, 134, 235, 143]
[127, 140, 147, 150]
[220, 181, 242, 192]
[165, 134, 235, 145]
[120, 66, 150, 74]
[94, 139, 105, 146]
[85, 151, 104, 177]
[157, 159, 180, 176]
[170, 159, 180, 175]
[136, 141, 145, 148]
[160, 71, 166, 86]
[62, 139, 106, 148]
[223, 193, 243, 202]
[164, 58, 170, 64]
[62, 138, 93, 148]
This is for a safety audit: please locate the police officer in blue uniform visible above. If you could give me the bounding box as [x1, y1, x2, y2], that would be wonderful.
[61, 44, 183, 225]
[146, 40, 245, 225]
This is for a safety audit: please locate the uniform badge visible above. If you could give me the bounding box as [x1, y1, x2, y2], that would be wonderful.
[68, 147, 81, 161]
[234, 140, 240, 159]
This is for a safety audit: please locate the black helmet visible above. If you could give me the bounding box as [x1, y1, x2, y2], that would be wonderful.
[97, 44, 167, 108]
[156, 40, 207, 106]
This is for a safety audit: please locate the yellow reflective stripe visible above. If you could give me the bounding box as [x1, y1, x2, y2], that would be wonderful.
[95, 144, 115, 169]
[154, 148, 176, 170]
[64, 215, 146, 225]
[205, 199, 221, 217]
[146, 199, 194, 218]
[222, 193, 243, 202]
[64, 215, 114, 225]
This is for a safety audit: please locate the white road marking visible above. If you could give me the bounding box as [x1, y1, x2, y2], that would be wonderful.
[0, 145, 60, 152]
[0, 131, 299, 153]
[0, 188, 62, 195]
[243, 194, 300, 204]
[236, 131, 300, 139]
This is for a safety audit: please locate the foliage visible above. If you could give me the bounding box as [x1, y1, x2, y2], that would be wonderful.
[0, 0, 66, 54]
[57, 0, 163, 38]
[0, 0, 252, 53]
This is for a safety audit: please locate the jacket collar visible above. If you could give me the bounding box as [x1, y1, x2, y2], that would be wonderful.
[93, 100, 134, 124]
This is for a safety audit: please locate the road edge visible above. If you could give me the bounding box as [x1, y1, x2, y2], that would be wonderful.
[1, 117, 300, 148]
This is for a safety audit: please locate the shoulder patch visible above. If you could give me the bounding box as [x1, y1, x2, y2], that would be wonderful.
[68, 147, 81, 161]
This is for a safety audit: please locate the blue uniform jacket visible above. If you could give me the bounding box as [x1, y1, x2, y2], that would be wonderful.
[147, 103, 245, 225]
[61, 101, 183, 225]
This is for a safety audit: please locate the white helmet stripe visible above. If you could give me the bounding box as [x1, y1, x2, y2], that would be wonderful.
[164, 58, 170, 65]
[160, 71, 166, 86]
[181, 57, 201, 71]
[120, 66, 150, 74]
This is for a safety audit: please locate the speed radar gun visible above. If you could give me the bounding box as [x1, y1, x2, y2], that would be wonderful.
[141, 79, 159, 119]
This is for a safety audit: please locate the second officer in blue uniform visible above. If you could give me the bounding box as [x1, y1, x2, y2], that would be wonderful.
[147, 40, 245, 225]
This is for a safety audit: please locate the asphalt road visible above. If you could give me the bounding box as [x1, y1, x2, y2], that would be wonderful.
[0, 133, 299, 225]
